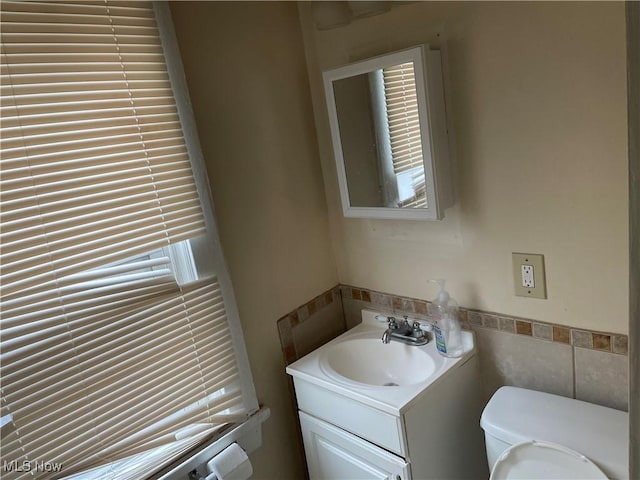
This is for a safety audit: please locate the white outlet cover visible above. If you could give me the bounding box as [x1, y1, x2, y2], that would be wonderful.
[521, 265, 535, 288]
[513, 253, 546, 299]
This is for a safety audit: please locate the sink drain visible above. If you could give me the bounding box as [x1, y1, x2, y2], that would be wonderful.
[383, 382, 399, 387]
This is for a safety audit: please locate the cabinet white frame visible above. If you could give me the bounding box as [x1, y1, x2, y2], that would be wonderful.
[323, 45, 453, 221]
[300, 412, 409, 480]
[291, 355, 488, 480]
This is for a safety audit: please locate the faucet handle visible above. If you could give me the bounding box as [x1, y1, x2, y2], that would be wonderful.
[387, 316, 398, 328]
[411, 321, 426, 338]
[416, 320, 434, 332]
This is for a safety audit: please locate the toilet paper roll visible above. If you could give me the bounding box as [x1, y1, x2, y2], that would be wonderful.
[206, 443, 253, 480]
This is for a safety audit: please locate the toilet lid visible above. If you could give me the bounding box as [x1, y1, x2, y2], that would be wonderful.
[490, 440, 609, 480]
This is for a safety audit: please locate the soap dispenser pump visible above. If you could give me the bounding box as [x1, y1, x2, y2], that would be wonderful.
[428, 279, 463, 358]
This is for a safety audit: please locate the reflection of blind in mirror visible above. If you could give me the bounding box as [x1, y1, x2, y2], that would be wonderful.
[382, 62, 427, 208]
[382, 62, 423, 174]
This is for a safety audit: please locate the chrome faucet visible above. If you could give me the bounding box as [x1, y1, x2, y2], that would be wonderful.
[382, 317, 398, 344]
[381, 315, 430, 346]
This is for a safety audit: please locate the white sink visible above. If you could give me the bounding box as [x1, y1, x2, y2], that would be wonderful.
[286, 309, 476, 415]
[286, 309, 486, 479]
[320, 337, 443, 387]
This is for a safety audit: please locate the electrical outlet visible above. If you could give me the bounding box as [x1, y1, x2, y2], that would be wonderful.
[521, 264, 535, 288]
[512, 253, 546, 299]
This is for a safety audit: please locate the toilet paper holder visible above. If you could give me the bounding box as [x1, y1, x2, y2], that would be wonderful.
[189, 442, 252, 480]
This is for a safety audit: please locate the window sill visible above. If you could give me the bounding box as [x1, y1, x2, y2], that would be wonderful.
[62, 408, 269, 480]
[153, 407, 270, 480]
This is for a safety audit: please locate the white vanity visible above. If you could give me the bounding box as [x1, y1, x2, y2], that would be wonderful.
[286, 310, 487, 480]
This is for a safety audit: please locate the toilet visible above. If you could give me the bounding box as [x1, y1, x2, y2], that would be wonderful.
[481, 386, 628, 479]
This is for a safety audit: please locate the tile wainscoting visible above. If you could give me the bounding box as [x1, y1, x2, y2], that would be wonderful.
[276, 286, 345, 480]
[276, 285, 346, 366]
[277, 284, 629, 411]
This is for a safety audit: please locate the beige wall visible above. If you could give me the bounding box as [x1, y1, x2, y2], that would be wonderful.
[300, 1, 628, 334]
[169, 3, 336, 478]
[168, 1, 627, 477]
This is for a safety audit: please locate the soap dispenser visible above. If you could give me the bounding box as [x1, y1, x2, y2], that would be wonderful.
[428, 279, 463, 358]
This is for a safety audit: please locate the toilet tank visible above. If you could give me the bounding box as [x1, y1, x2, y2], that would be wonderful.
[480, 387, 628, 479]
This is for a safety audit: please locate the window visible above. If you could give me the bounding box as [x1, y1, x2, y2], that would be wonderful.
[0, 2, 259, 479]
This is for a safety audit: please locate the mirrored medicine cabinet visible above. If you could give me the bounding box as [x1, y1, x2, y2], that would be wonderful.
[323, 45, 453, 220]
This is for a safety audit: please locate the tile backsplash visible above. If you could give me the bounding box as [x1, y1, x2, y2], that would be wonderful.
[341, 285, 629, 356]
[277, 284, 629, 411]
[277, 286, 345, 366]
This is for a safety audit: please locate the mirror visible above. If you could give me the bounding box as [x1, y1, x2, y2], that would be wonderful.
[324, 45, 453, 220]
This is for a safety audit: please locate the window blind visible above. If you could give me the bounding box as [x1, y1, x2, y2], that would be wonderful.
[1, 0, 207, 298]
[382, 62, 424, 175]
[2, 277, 247, 480]
[382, 61, 427, 207]
[0, 2, 252, 479]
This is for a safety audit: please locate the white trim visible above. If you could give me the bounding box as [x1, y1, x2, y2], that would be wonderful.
[151, 4, 262, 474]
[369, 69, 398, 207]
[0, 414, 13, 430]
[164, 242, 198, 285]
[153, 1, 259, 417]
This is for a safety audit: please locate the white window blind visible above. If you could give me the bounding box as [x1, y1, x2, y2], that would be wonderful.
[0, 2, 256, 479]
[382, 61, 427, 207]
[382, 62, 423, 174]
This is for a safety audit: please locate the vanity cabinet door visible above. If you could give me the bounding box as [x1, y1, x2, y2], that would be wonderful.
[299, 411, 410, 480]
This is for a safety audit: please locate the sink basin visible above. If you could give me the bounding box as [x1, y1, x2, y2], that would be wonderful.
[287, 308, 476, 415]
[319, 337, 443, 387]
